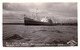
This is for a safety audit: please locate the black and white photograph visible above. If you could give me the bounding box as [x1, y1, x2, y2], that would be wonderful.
[3, 2, 78, 47]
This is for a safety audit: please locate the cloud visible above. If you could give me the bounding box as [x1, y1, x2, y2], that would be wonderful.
[3, 3, 77, 23]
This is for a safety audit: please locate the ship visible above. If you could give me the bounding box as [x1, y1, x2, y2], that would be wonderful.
[24, 8, 53, 25]
[24, 16, 53, 25]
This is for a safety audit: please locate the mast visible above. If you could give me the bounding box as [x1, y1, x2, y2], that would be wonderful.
[35, 8, 38, 20]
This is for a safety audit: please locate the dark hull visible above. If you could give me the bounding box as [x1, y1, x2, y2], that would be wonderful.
[24, 17, 51, 25]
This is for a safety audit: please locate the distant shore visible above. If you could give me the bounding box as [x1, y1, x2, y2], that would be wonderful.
[3, 23, 77, 26]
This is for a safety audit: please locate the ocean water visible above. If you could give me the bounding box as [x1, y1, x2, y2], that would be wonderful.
[3, 25, 77, 47]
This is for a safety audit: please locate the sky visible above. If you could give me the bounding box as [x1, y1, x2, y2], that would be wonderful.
[3, 3, 77, 23]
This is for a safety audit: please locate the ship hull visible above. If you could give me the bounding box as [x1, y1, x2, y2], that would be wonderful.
[24, 17, 51, 25]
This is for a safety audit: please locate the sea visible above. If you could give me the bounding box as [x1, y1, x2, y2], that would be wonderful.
[3, 25, 78, 47]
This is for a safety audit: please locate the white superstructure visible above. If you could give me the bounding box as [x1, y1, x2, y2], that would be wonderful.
[40, 17, 49, 23]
